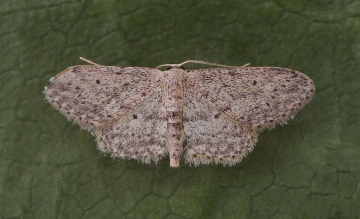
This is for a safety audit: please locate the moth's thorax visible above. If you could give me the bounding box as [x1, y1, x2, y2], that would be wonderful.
[163, 68, 186, 124]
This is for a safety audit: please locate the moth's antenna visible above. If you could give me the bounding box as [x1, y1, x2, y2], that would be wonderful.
[156, 60, 250, 69]
[80, 57, 101, 66]
[179, 60, 250, 68]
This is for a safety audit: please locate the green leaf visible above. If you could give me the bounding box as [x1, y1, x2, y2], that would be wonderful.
[1, 0, 359, 218]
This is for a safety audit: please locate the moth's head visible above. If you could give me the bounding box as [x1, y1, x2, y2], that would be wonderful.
[156, 63, 185, 71]
[166, 65, 185, 70]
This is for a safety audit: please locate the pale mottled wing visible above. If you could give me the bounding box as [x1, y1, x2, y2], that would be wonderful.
[184, 88, 257, 166]
[44, 65, 168, 163]
[183, 67, 315, 166]
[44, 65, 163, 131]
[96, 89, 168, 164]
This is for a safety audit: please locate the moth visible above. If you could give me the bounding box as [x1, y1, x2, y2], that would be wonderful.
[44, 58, 315, 167]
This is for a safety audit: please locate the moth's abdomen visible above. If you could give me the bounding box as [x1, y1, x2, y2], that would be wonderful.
[163, 69, 186, 167]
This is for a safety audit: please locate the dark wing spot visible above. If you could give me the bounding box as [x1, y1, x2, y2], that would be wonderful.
[214, 114, 219, 119]
[253, 80, 257, 85]
[96, 80, 100, 84]
[132, 115, 138, 119]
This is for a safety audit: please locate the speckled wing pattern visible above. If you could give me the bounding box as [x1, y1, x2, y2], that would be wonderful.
[44, 63, 315, 167]
[98, 88, 167, 164]
[183, 67, 315, 166]
[44, 65, 168, 164]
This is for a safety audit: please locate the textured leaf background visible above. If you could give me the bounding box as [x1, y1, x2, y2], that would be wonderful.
[1, 0, 359, 218]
